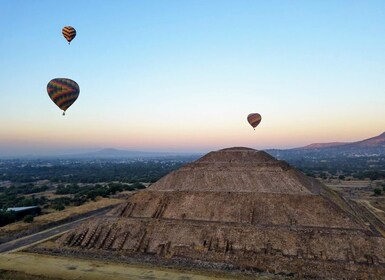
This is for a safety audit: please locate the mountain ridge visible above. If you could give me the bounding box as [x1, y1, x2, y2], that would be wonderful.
[300, 131, 385, 150]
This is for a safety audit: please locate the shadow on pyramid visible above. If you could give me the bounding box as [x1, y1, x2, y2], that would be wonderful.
[50, 148, 385, 278]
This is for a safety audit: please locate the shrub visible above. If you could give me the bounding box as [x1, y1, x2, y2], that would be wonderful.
[23, 215, 34, 223]
[53, 204, 65, 211]
[0, 210, 16, 227]
[131, 182, 146, 190]
[373, 188, 382, 196]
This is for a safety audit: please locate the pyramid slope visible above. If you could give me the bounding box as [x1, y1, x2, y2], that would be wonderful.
[49, 147, 385, 279]
[150, 148, 322, 194]
[107, 191, 364, 230]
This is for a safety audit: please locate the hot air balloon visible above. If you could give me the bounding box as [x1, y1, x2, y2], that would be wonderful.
[62, 26, 76, 44]
[47, 78, 80, 116]
[247, 113, 262, 130]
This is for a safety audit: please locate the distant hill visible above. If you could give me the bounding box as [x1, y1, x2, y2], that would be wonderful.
[301, 132, 385, 150]
[67, 148, 162, 158]
[302, 142, 347, 149]
[268, 131, 385, 161]
[344, 132, 385, 148]
[60, 148, 201, 160]
[266, 131, 385, 180]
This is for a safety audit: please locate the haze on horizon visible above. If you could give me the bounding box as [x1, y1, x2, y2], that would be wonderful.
[1, 0, 385, 157]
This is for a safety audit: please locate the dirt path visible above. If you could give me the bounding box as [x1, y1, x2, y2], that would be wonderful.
[0, 252, 268, 280]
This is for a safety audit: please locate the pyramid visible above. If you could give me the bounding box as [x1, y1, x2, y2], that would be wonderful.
[53, 148, 385, 278]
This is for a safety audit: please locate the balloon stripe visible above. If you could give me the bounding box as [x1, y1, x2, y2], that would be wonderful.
[57, 97, 78, 111]
[51, 92, 78, 102]
[50, 90, 78, 101]
[48, 81, 78, 101]
[62, 32, 76, 37]
[62, 28, 75, 33]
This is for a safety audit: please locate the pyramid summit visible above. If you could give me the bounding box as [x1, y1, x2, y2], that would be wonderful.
[50, 147, 385, 279]
[149, 147, 321, 194]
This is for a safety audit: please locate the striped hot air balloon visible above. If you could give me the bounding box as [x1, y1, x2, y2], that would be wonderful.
[47, 78, 80, 115]
[62, 26, 76, 44]
[247, 113, 262, 130]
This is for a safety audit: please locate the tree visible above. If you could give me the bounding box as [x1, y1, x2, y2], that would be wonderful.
[373, 188, 382, 196]
[369, 172, 380, 181]
[0, 210, 16, 227]
[131, 182, 146, 190]
[23, 215, 34, 223]
[53, 204, 65, 211]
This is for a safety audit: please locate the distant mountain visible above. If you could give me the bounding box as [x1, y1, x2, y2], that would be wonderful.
[266, 132, 385, 178]
[75, 148, 158, 158]
[302, 142, 347, 149]
[59, 148, 201, 160]
[268, 131, 385, 161]
[344, 132, 385, 148]
[301, 132, 385, 150]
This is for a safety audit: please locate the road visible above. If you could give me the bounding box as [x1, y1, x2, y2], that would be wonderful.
[0, 208, 110, 253]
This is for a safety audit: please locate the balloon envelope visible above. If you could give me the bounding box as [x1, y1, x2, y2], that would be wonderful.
[47, 78, 80, 114]
[247, 113, 262, 129]
[62, 26, 76, 44]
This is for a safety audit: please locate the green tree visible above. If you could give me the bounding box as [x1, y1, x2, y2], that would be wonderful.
[373, 188, 382, 196]
[0, 210, 16, 227]
[23, 215, 34, 223]
[53, 204, 65, 211]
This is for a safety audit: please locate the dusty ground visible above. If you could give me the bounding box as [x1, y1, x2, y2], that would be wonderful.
[0, 252, 286, 280]
[0, 198, 123, 237]
[0, 270, 61, 280]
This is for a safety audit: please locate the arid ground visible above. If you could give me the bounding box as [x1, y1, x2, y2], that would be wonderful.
[0, 252, 286, 280]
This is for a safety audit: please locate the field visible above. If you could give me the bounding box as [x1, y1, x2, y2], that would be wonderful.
[0, 270, 61, 280]
[0, 252, 286, 280]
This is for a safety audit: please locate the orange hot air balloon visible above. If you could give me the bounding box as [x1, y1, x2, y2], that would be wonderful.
[47, 78, 80, 115]
[247, 113, 262, 130]
[62, 26, 76, 44]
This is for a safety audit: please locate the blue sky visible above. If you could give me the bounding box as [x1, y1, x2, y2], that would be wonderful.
[1, 0, 385, 156]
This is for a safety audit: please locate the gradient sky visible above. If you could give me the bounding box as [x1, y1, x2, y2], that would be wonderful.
[1, 0, 385, 156]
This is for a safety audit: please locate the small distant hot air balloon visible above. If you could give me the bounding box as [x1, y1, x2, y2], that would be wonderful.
[247, 113, 262, 130]
[62, 26, 76, 44]
[47, 78, 80, 116]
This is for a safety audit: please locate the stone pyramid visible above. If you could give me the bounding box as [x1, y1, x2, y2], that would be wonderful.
[54, 148, 385, 278]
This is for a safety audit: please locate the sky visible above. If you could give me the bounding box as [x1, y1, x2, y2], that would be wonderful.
[1, 0, 385, 156]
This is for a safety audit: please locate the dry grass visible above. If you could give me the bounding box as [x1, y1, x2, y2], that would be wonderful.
[0, 270, 62, 280]
[0, 198, 124, 235]
[0, 253, 283, 280]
